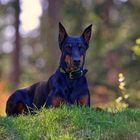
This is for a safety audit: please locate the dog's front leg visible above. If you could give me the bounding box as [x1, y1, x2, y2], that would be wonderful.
[52, 96, 65, 107]
[46, 87, 66, 107]
[78, 95, 90, 106]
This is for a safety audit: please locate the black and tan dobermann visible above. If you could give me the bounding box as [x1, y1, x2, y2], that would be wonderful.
[6, 23, 92, 116]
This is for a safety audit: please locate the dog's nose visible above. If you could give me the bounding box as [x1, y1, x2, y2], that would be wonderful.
[73, 60, 80, 67]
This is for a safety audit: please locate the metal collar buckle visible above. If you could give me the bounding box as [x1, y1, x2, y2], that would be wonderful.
[69, 72, 74, 79]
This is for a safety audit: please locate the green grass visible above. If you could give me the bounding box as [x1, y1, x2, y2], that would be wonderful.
[0, 106, 140, 140]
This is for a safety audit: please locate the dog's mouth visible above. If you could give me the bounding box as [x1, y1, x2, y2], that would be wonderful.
[68, 65, 80, 72]
[64, 55, 83, 72]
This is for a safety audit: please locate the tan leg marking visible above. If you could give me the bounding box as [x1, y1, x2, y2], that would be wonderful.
[14, 102, 27, 114]
[52, 96, 64, 107]
[78, 95, 89, 105]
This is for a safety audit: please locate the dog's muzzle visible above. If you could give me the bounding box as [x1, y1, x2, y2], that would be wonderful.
[73, 60, 81, 68]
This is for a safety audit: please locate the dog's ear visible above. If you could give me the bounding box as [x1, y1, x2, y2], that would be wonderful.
[59, 22, 68, 45]
[81, 24, 92, 44]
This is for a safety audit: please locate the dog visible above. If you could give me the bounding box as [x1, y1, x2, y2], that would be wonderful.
[6, 22, 92, 116]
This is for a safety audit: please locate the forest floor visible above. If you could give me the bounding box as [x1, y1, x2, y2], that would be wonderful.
[0, 106, 140, 140]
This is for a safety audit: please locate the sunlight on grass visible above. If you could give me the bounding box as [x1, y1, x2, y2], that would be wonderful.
[0, 106, 140, 140]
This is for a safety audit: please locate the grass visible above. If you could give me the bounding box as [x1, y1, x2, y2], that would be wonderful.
[0, 106, 140, 140]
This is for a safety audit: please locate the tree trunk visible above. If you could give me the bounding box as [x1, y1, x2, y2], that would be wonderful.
[10, 0, 21, 88]
[103, 0, 112, 25]
[40, 0, 62, 76]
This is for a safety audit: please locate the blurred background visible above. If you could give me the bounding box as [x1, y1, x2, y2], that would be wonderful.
[0, 0, 140, 115]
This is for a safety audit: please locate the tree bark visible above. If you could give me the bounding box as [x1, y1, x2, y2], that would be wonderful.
[40, 0, 62, 76]
[10, 0, 21, 88]
[103, 0, 112, 25]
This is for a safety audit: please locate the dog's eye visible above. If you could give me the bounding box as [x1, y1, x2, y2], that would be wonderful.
[67, 44, 72, 48]
[78, 45, 82, 48]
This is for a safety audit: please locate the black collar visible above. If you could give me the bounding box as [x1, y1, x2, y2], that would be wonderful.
[59, 67, 88, 79]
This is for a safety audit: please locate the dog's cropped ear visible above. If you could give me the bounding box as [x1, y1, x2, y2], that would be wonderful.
[59, 22, 68, 45]
[81, 24, 92, 44]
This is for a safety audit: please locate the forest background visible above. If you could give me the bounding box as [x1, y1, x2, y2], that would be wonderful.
[0, 0, 140, 115]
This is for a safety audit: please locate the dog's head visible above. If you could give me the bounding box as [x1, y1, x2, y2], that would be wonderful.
[59, 22, 92, 72]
